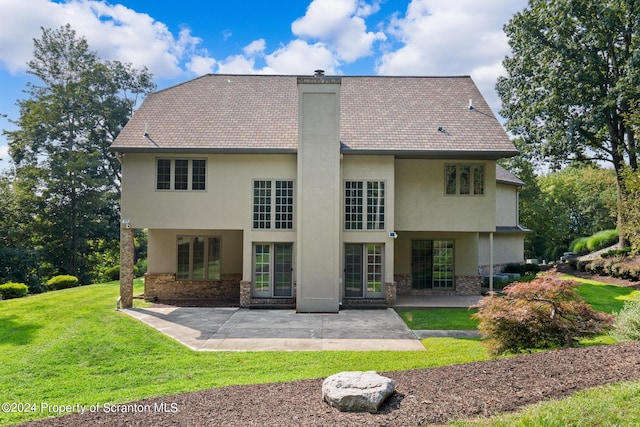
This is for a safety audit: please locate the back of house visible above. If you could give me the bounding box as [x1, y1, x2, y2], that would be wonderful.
[110, 72, 525, 312]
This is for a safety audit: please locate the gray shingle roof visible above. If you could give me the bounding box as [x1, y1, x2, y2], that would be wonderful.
[496, 164, 526, 187]
[111, 74, 517, 158]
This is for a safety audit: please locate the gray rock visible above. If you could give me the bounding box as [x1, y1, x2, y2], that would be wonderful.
[322, 371, 395, 413]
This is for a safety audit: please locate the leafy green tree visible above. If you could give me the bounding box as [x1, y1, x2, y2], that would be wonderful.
[501, 156, 617, 260]
[497, 0, 640, 246]
[3, 25, 155, 282]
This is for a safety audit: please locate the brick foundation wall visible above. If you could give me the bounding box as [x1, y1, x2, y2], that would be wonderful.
[385, 281, 396, 305]
[394, 274, 482, 296]
[239, 281, 297, 308]
[145, 273, 241, 306]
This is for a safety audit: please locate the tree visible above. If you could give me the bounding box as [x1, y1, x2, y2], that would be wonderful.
[473, 275, 614, 355]
[3, 25, 155, 282]
[497, 0, 640, 247]
[501, 156, 617, 260]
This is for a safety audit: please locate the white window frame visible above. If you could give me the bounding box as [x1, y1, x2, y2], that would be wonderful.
[252, 180, 295, 230]
[344, 180, 385, 230]
[156, 158, 207, 191]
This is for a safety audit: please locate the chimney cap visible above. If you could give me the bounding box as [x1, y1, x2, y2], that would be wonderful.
[314, 69, 325, 76]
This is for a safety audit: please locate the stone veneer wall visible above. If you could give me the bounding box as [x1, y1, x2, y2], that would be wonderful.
[145, 273, 241, 305]
[239, 281, 297, 308]
[394, 274, 482, 296]
[478, 263, 510, 277]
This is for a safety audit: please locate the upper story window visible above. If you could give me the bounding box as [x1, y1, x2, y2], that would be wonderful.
[445, 164, 484, 196]
[156, 159, 206, 191]
[253, 180, 294, 230]
[345, 180, 385, 230]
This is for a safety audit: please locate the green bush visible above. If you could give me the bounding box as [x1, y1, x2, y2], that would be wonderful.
[503, 263, 540, 275]
[612, 300, 640, 342]
[602, 247, 632, 258]
[0, 282, 29, 299]
[46, 275, 79, 290]
[586, 258, 606, 275]
[586, 229, 619, 252]
[570, 236, 590, 255]
[576, 259, 590, 272]
[104, 266, 120, 281]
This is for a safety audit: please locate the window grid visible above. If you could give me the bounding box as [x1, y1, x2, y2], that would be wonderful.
[275, 181, 294, 229]
[156, 159, 171, 190]
[192, 159, 206, 190]
[254, 244, 270, 293]
[445, 164, 484, 196]
[433, 240, 454, 288]
[253, 181, 272, 229]
[366, 181, 385, 230]
[366, 244, 383, 293]
[174, 159, 189, 190]
[176, 236, 221, 281]
[156, 159, 206, 191]
[345, 181, 363, 230]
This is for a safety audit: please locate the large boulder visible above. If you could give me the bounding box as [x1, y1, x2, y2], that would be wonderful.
[322, 371, 395, 413]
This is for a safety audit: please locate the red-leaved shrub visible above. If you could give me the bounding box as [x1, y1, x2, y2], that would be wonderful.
[473, 275, 614, 355]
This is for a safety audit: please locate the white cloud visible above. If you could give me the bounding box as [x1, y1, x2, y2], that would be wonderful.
[376, 0, 528, 115]
[292, 0, 385, 63]
[261, 40, 340, 75]
[186, 55, 217, 76]
[243, 39, 266, 57]
[0, 0, 206, 79]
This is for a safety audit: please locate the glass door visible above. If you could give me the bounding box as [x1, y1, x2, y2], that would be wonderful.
[274, 243, 293, 297]
[412, 240, 433, 289]
[345, 244, 363, 297]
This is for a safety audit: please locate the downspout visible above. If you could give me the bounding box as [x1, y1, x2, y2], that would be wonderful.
[489, 232, 494, 293]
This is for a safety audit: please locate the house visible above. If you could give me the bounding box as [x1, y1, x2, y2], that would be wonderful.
[110, 72, 526, 312]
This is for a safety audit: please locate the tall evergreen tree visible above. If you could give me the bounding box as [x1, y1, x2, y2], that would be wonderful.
[3, 24, 155, 281]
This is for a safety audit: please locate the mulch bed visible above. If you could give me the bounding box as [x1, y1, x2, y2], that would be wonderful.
[20, 267, 640, 426]
[18, 342, 640, 426]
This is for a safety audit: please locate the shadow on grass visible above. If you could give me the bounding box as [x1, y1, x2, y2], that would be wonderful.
[0, 314, 41, 346]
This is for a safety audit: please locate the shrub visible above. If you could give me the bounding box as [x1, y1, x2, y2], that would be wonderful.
[104, 266, 120, 281]
[586, 229, 619, 252]
[0, 282, 29, 299]
[576, 259, 590, 272]
[46, 275, 79, 290]
[569, 236, 590, 255]
[586, 258, 606, 275]
[612, 300, 640, 342]
[602, 247, 632, 258]
[503, 263, 540, 276]
[473, 275, 614, 355]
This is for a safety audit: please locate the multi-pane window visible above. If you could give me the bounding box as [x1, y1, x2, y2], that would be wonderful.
[156, 159, 207, 191]
[253, 243, 293, 298]
[366, 182, 385, 230]
[344, 243, 384, 298]
[253, 180, 294, 230]
[275, 181, 294, 229]
[345, 181, 385, 230]
[176, 236, 220, 280]
[345, 181, 363, 230]
[445, 164, 484, 195]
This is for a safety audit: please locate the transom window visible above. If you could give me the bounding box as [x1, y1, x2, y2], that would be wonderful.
[345, 181, 385, 230]
[253, 180, 294, 229]
[445, 164, 484, 195]
[176, 236, 220, 280]
[156, 159, 206, 191]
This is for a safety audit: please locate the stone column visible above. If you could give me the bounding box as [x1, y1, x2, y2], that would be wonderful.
[120, 225, 135, 309]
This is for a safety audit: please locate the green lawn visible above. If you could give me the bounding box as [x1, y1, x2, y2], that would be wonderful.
[569, 275, 640, 313]
[1, 275, 639, 425]
[0, 281, 492, 425]
[397, 307, 479, 330]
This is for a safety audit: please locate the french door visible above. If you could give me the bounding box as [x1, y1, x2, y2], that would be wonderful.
[253, 243, 293, 298]
[412, 240, 454, 289]
[344, 244, 384, 298]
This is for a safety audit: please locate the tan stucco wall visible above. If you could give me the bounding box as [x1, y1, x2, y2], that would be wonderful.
[120, 153, 297, 230]
[147, 228, 243, 274]
[496, 183, 518, 227]
[478, 233, 525, 266]
[394, 159, 496, 232]
[296, 83, 341, 312]
[394, 231, 479, 276]
[342, 155, 395, 284]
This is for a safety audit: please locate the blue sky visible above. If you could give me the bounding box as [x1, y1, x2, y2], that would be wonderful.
[0, 0, 529, 171]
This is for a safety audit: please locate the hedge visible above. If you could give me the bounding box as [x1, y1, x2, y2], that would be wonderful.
[0, 282, 29, 299]
[46, 275, 79, 290]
